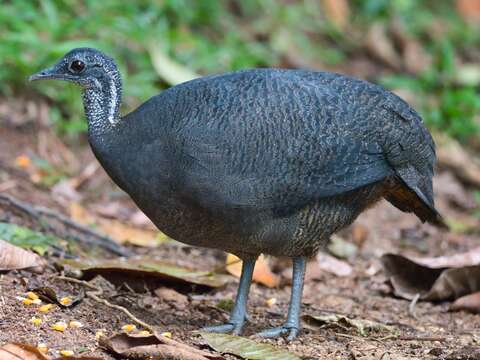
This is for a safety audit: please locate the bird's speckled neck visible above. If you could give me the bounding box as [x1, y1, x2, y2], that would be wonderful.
[83, 63, 122, 138]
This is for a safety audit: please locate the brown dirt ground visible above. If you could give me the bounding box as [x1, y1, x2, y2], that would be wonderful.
[0, 114, 479, 360]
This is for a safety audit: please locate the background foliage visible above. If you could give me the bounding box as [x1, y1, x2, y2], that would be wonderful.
[1, 0, 480, 145]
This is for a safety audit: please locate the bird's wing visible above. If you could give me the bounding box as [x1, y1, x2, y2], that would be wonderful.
[179, 134, 393, 216]
[169, 71, 400, 215]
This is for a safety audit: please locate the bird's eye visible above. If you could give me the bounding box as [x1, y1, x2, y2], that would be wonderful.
[69, 60, 85, 73]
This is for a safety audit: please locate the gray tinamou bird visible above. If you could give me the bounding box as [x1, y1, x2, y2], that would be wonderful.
[30, 48, 445, 340]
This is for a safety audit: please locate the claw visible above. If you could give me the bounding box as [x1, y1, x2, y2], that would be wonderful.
[201, 319, 245, 335]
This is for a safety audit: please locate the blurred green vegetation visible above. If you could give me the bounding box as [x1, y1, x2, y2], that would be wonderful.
[1, 0, 479, 145]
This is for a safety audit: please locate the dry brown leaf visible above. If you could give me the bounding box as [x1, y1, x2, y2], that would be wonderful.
[434, 133, 480, 187]
[321, 0, 350, 30]
[199, 332, 300, 360]
[303, 313, 395, 336]
[305, 252, 353, 281]
[99, 220, 168, 247]
[391, 19, 431, 74]
[351, 224, 369, 248]
[154, 287, 189, 309]
[32, 286, 84, 308]
[226, 254, 280, 288]
[381, 253, 480, 301]
[69, 202, 167, 247]
[412, 246, 480, 268]
[130, 210, 156, 228]
[328, 235, 358, 259]
[403, 40, 431, 74]
[0, 240, 45, 273]
[456, 0, 480, 23]
[450, 291, 480, 314]
[59, 258, 231, 289]
[36, 129, 78, 172]
[365, 23, 401, 69]
[51, 179, 82, 204]
[69, 202, 96, 223]
[0, 343, 48, 360]
[68, 161, 99, 189]
[99, 332, 223, 360]
[433, 172, 477, 210]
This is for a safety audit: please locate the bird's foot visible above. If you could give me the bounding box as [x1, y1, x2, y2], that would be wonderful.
[201, 318, 246, 335]
[255, 325, 299, 341]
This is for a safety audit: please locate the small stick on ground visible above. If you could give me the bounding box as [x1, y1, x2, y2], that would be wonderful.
[378, 334, 447, 342]
[0, 193, 129, 256]
[408, 293, 420, 319]
[398, 335, 447, 342]
[56, 275, 155, 333]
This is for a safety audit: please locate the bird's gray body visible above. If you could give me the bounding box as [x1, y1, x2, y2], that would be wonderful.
[89, 68, 440, 258]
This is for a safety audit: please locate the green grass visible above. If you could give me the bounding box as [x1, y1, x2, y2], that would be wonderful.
[1, 0, 479, 144]
[381, 40, 480, 142]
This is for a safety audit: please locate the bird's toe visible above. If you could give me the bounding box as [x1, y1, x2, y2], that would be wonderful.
[255, 326, 299, 340]
[201, 321, 244, 335]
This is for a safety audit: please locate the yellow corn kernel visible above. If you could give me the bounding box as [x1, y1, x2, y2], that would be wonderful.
[15, 155, 31, 168]
[95, 331, 105, 340]
[265, 297, 277, 307]
[31, 317, 42, 326]
[37, 343, 48, 353]
[59, 350, 74, 357]
[51, 322, 67, 332]
[32, 298, 42, 305]
[39, 304, 54, 313]
[139, 330, 151, 336]
[22, 298, 34, 305]
[59, 297, 72, 306]
[27, 292, 39, 300]
[69, 320, 83, 328]
[160, 331, 172, 338]
[121, 324, 136, 333]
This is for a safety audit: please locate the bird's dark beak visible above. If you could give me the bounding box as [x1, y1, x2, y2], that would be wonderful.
[29, 66, 63, 82]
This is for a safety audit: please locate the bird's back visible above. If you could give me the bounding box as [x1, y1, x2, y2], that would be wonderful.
[102, 68, 443, 257]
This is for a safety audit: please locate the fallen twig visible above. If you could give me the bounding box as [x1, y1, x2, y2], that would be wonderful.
[0, 193, 129, 256]
[56, 275, 155, 332]
[408, 293, 420, 319]
[398, 335, 447, 342]
[379, 334, 447, 342]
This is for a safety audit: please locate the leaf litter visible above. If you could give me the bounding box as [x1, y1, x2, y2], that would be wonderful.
[59, 258, 232, 289]
[198, 332, 301, 360]
[0, 239, 46, 272]
[2, 115, 480, 359]
[99, 332, 223, 360]
[225, 254, 280, 288]
[0, 342, 102, 360]
[381, 249, 480, 303]
[303, 313, 395, 337]
[450, 291, 480, 314]
[69, 202, 168, 248]
[31, 286, 84, 308]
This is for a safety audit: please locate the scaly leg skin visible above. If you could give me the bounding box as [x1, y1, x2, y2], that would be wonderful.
[256, 256, 306, 341]
[202, 257, 256, 335]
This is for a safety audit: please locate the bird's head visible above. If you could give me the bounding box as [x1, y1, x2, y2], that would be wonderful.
[30, 48, 122, 130]
[29, 47, 119, 90]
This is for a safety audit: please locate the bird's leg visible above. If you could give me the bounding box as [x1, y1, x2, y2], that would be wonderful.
[256, 256, 306, 340]
[202, 257, 256, 335]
